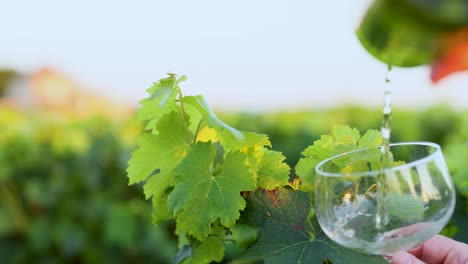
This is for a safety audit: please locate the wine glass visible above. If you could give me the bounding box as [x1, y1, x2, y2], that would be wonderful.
[314, 142, 456, 256]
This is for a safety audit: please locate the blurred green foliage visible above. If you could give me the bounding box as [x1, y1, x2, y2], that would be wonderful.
[0, 109, 177, 263]
[0, 105, 466, 263]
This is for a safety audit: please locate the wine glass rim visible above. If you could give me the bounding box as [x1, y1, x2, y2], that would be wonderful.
[315, 141, 442, 177]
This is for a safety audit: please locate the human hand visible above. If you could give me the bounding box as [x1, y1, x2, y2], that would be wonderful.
[391, 235, 468, 264]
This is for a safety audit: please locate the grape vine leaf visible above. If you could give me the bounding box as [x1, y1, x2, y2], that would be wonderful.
[231, 223, 259, 249]
[127, 111, 190, 185]
[167, 142, 256, 240]
[234, 189, 386, 264]
[127, 111, 190, 222]
[236, 131, 271, 150]
[295, 126, 382, 192]
[188, 237, 225, 264]
[137, 99, 178, 132]
[137, 74, 185, 131]
[149, 74, 186, 101]
[151, 190, 173, 223]
[183, 95, 243, 143]
[256, 149, 290, 190]
[176, 221, 228, 264]
[358, 129, 384, 148]
[182, 95, 270, 150]
[333, 126, 360, 145]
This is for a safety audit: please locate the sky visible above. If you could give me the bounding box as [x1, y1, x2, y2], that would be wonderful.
[1, 0, 467, 111]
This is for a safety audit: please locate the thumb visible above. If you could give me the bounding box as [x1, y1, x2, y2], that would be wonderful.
[391, 251, 425, 264]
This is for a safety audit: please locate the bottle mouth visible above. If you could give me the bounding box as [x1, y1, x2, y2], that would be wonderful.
[315, 141, 441, 178]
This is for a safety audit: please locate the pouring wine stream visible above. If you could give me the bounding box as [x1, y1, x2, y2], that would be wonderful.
[376, 65, 392, 229]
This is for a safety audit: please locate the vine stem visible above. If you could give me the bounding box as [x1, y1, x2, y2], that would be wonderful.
[306, 217, 318, 237]
[193, 119, 204, 144]
[287, 182, 297, 190]
[177, 88, 190, 140]
[365, 183, 378, 198]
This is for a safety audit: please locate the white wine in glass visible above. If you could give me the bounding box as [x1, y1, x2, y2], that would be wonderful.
[314, 142, 455, 256]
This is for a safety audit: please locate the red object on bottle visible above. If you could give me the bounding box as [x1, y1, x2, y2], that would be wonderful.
[431, 41, 468, 83]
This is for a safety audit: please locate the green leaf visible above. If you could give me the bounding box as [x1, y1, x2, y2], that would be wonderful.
[148, 74, 186, 102]
[301, 135, 336, 161]
[137, 74, 186, 131]
[183, 95, 243, 145]
[234, 189, 386, 264]
[127, 111, 189, 185]
[183, 96, 270, 151]
[231, 223, 259, 249]
[358, 130, 383, 148]
[295, 157, 320, 192]
[295, 127, 382, 191]
[256, 150, 290, 190]
[189, 237, 225, 264]
[137, 99, 178, 131]
[183, 100, 205, 134]
[167, 142, 256, 240]
[333, 125, 360, 145]
[127, 111, 190, 223]
[143, 170, 174, 200]
[236, 131, 271, 150]
[151, 190, 173, 223]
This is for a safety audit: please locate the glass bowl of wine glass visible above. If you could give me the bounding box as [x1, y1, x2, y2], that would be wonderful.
[314, 142, 456, 256]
